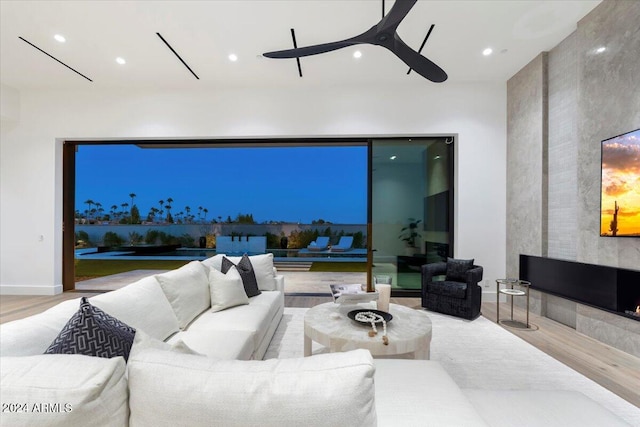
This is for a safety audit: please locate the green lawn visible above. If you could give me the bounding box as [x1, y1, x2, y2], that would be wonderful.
[75, 259, 190, 279]
[309, 262, 367, 272]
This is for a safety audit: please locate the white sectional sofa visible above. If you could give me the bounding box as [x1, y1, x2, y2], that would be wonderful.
[0, 254, 284, 361]
[2, 254, 627, 426]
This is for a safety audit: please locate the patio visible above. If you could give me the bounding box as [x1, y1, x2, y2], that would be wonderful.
[75, 269, 367, 295]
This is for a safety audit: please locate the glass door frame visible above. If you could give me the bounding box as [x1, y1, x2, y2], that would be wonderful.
[367, 137, 455, 297]
[63, 136, 453, 297]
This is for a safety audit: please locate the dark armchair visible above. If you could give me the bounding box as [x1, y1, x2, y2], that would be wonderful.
[421, 259, 483, 320]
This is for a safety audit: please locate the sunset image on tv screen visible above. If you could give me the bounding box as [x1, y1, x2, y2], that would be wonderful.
[600, 129, 640, 237]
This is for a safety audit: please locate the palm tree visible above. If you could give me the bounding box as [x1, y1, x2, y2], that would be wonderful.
[198, 206, 203, 222]
[95, 202, 102, 220]
[147, 207, 158, 223]
[121, 203, 129, 219]
[84, 199, 94, 219]
[129, 193, 136, 208]
[203, 208, 209, 222]
[166, 198, 174, 221]
[185, 206, 191, 224]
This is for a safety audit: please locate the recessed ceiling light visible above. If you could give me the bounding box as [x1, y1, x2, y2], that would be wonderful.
[434, 155, 441, 160]
[596, 46, 606, 53]
[115, 57, 126, 65]
[353, 50, 362, 59]
[390, 155, 397, 160]
[482, 48, 493, 56]
[228, 54, 238, 62]
[54, 34, 66, 43]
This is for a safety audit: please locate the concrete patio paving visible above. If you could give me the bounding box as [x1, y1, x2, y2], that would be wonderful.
[75, 270, 367, 294]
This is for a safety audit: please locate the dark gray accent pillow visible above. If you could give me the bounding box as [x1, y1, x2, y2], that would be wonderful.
[221, 255, 261, 298]
[445, 258, 474, 282]
[45, 297, 136, 361]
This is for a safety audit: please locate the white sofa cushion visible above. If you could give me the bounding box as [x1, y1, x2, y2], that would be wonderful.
[0, 298, 80, 357]
[200, 253, 225, 271]
[167, 329, 255, 360]
[374, 359, 488, 427]
[464, 389, 630, 427]
[128, 348, 377, 427]
[208, 265, 249, 312]
[91, 275, 180, 341]
[226, 253, 277, 291]
[187, 303, 272, 350]
[0, 354, 128, 427]
[130, 329, 202, 357]
[155, 261, 211, 329]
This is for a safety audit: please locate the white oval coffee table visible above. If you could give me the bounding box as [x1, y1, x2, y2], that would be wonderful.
[303, 302, 432, 359]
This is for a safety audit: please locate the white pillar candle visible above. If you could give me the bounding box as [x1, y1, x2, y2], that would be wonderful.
[376, 284, 391, 313]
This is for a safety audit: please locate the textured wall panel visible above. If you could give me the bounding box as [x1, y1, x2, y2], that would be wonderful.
[506, 54, 547, 278]
[548, 32, 579, 260]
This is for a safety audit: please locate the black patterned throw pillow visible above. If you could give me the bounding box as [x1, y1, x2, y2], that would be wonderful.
[445, 258, 475, 282]
[45, 297, 136, 361]
[221, 254, 261, 297]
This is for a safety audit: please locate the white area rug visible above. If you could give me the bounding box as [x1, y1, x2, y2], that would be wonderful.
[265, 307, 640, 425]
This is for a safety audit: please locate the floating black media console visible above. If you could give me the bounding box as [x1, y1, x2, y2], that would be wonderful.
[519, 255, 640, 321]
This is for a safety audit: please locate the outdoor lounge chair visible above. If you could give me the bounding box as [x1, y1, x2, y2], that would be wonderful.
[331, 236, 353, 252]
[307, 236, 330, 251]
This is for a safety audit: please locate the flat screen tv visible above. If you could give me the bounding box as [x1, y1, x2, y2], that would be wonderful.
[600, 128, 640, 237]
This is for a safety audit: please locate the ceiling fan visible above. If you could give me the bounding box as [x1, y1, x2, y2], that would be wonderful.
[263, 0, 447, 83]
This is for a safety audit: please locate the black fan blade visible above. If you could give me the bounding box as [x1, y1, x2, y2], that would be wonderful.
[386, 33, 447, 82]
[264, 39, 359, 59]
[379, 0, 418, 33]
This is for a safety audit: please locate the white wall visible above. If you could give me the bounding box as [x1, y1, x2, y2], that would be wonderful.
[0, 83, 20, 122]
[0, 82, 507, 295]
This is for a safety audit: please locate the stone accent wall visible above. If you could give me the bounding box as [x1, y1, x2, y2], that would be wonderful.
[506, 53, 548, 278]
[548, 33, 578, 260]
[575, 0, 640, 269]
[506, 0, 640, 356]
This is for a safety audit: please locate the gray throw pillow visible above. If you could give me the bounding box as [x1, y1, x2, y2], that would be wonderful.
[45, 297, 136, 361]
[445, 258, 474, 282]
[221, 254, 261, 298]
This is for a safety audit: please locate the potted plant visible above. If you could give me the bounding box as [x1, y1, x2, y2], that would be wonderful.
[399, 218, 422, 255]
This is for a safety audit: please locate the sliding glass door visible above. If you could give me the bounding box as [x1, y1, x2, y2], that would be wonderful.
[370, 137, 454, 295]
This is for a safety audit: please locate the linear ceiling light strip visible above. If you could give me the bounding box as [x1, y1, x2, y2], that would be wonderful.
[407, 24, 435, 75]
[18, 36, 93, 82]
[156, 32, 199, 80]
[290, 28, 303, 78]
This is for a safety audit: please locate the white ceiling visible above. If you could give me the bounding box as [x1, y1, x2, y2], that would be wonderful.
[0, 0, 600, 91]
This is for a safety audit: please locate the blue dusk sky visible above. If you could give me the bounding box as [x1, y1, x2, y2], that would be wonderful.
[76, 144, 367, 224]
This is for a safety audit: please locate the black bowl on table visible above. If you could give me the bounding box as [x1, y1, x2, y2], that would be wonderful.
[347, 309, 393, 325]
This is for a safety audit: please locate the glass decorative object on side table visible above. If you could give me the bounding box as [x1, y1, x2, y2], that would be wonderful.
[496, 278, 536, 330]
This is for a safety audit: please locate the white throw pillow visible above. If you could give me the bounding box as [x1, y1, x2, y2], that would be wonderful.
[91, 275, 180, 341]
[130, 329, 202, 358]
[201, 253, 225, 271]
[0, 354, 128, 427]
[128, 349, 377, 427]
[226, 253, 276, 291]
[155, 261, 211, 329]
[209, 266, 249, 312]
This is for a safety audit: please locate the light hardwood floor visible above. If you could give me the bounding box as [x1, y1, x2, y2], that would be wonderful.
[2, 293, 638, 408]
